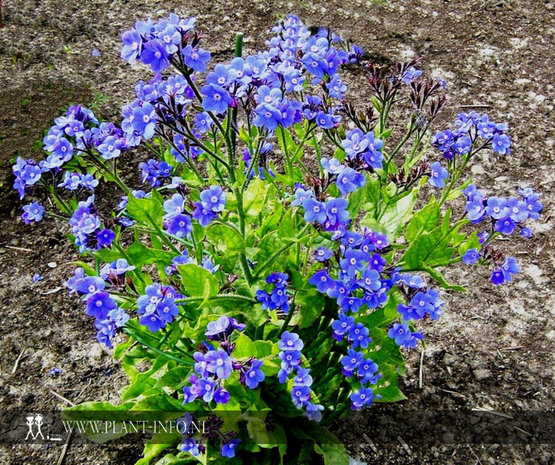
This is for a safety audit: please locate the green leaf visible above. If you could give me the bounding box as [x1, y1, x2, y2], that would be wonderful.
[233, 333, 277, 359]
[114, 338, 134, 360]
[206, 223, 244, 256]
[405, 196, 440, 242]
[127, 242, 175, 267]
[295, 290, 325, 328]
[379, 189, 418, 239]
[178, 263, 219, 297]
[458, 231, 481, 255]
[127, 191, 164, 226]
[154, 366, 192, 391]
[135, 443, 175, 465]
[402, 228, 450, 269]
[244, 178, 273, 217]
[93, 248, 122, 262]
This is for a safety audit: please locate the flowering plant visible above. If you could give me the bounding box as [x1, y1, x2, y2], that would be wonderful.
[14, 13, 542, 464]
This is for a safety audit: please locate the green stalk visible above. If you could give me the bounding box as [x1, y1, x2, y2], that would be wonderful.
[174, 294, 258, 305]
[124, 327, 193, 366]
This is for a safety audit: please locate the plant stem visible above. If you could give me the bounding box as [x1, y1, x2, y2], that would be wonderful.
[124, 326, 193, 366]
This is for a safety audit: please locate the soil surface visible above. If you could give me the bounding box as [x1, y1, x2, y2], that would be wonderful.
[0, 1, 554, 464]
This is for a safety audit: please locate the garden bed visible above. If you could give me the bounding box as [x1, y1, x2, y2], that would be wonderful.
[0, 1, 553, 464]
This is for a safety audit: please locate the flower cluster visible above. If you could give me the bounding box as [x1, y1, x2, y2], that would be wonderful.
[58, 172, 99, 191]
[66, 267, 130, 347]
[256, 272, 291, 313]
[310, 228, 390, 316]
[161, 185, 226, 238]
[341, 128, 384, 171]
[137, 283, 183, 332]
[277, 332, 323, 422]
[464, 185, 542, 234]
[183, 316, 265, 406]
[293, 186, 351, 231]
[121, 14, 202, 73]
[12, 105, 132, 224]
[69, 195, 115, 252]
[432, 111, 512, 158]
[140, 159, 173, 187]
[340, 349, 381, 410]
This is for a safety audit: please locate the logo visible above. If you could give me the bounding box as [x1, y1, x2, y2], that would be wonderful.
[23, 414, 62, 442]
[24, 414, 44, 441]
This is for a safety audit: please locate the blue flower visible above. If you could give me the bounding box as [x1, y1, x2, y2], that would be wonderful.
[214, 387, 230, 404]
[340, 248, 367, 277]
[121, 29, 142, 62]
[86, 292, 117, 320]
[22, 202, 44, 224]
[336, 168, 365, 196]
[181, 438, 200, 457]
[350, 387, 374, 410]
[462, 249, 481, 265]
[304, 403, 324, 422]
[291, 385, 311, 407]
[279, 349, 302, 371]
[293, 367, 313, 386]
[494, 217, 516, 235]
[108, 308, 130, 327]
[492, 133, 511, 155]
[200, 186, 226, 212]
[506, 198, 528, 223]
[347, 323, 371, 349]
[402, 66, 422, 85]
[201, 84, 232, 114]
[131, 102, 157, 140]
[140, 39, 170, 72]
[388, 323, 424, 349]
[428, 162, 448, 188]
[520, 227, 533, 238]
[279, 331, 304, 351]
[315, 246, 333, 262]
[253, 103, 282, 131]
[244, 360, 265, 389]
[519, 187, 542, 220]
[499, 256, 519, 283]
[96, 229, 116, 247]
[156, 297, 179, 322]
[309, 270, 335, 293]
[486, 197, 508, 220]
[368, 253, 386, 272]
[357, 359, 380, 385]
[163, 194, 186, 218]
[165, 214, 193, 238]
[341, 349, 363, 376]
[331, 313, 355, 341]
[221, 439, 240, 458]
[205, 349, 233, 379]
[325, 198, 349, 227]
[327, 75, 347, 99]
[303, 198, 326, 224]
[139, 312, 165, 332]
[292, 187, 314, 207]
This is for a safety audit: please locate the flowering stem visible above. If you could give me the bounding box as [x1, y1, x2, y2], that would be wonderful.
[439, 153, 471, 206]
[144, 212, 181, 255]
[47, 185, 71, 215]
[277, 299, 297, 338]
[252, 223, 311, 280]
[174, 294, 258, 305]
[124, 326, 194, 366]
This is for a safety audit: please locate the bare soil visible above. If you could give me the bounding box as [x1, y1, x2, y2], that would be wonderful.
[0, 1, 554, 464]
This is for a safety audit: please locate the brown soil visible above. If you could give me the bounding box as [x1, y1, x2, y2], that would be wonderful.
[0, 1, 553, 464]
